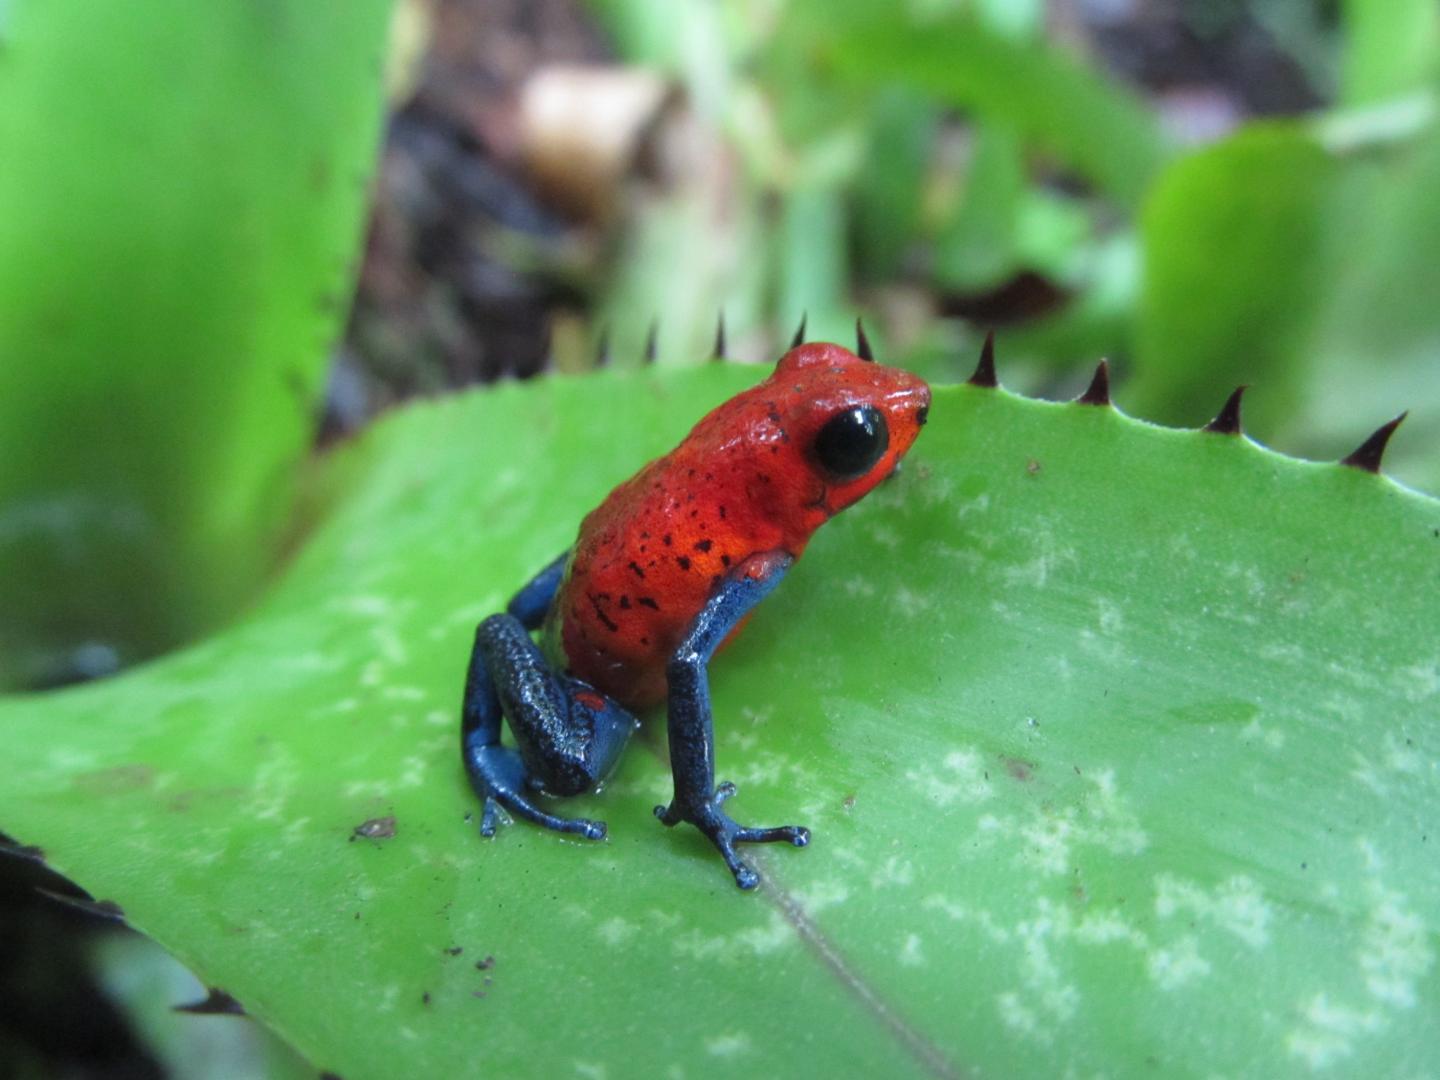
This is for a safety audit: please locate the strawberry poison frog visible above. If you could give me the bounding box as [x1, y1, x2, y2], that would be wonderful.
[460, 338, 931, 888]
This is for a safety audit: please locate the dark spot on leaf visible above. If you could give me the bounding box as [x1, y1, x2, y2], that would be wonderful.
[444, 946, 464, 957]
[677, 556, 691, 571]
[73, 764, 154, 796]
[423, 992, 432, 1005]
[663, 534, 672, 546]
[476, 955, 495, 970]
[353, 816, 397, 840]
[720, 554, 731, 567]
[637, 597, 660, 611]
[628, 560, 646, 579]
[1003, 758, 1034, 782]
[619, 596, 631, 610]
[695, 539, 713, 553]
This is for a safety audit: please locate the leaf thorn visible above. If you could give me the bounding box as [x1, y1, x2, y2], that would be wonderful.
[1341, 412, 1408, 472]
[790, 312, 807, 350]
[855, 317, 874, 361]
[1076, 359, 1111, 406]
[174, 987, 247, 1017]
[968, 331, 998, 388]
[712, 310, 726, 361]
[1203, 385, 1248, 435]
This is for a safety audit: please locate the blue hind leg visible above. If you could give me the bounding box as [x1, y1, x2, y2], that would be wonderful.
[461, 553, 637, 841]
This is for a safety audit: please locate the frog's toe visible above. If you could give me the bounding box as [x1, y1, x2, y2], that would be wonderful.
[578, 818, 608, 841]
[711, 831, 760, 889]
[735, 823, 809, 847]
[479, 797, 503, 837]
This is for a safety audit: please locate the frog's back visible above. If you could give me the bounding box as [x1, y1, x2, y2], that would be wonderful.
[549, 427, 790, 709]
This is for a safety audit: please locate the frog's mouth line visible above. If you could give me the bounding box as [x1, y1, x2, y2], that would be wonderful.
[803, 486, 834, 518]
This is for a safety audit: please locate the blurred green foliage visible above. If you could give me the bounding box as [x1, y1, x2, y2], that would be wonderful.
[0, 0, 392, 689]
[586, 0, 1438, 490]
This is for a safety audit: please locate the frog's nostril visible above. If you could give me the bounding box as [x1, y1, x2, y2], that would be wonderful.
[915, 405, 929, 426]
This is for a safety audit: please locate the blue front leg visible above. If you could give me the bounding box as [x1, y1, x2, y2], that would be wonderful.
[505, 549, 569, 630]
[654, 551, 810, 889]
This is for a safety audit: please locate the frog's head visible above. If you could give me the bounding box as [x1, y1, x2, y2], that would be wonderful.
[767, 340, 931, 522]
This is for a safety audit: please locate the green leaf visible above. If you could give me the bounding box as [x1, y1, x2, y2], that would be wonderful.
[1130, 107, 1440, 494]
[2, 367, 1437, 1076]
[1129, 124, 1338, 435]
[852, 88, 939, 282]
[814, 5, 1172, 208]
[0, 0, 392, 687]
[933, 123, 1027, 291]
[1341, 0, 1440, 105]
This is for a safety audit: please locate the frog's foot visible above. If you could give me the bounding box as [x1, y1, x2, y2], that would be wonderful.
[654, 781, 810, 890]
[466, 742, 607, 841]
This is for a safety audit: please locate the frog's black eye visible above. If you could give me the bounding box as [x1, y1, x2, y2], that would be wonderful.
[813, 405, 889, 480]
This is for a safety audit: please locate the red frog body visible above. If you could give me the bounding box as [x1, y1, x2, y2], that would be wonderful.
[462, 337, 930, 888]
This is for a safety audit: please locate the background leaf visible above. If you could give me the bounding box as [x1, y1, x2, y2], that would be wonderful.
[0, 0, 392, 688]
[2, 366, 1435, 1077]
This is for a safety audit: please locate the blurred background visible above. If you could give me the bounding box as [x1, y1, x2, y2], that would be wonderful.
[2, 0, 1437, 1074]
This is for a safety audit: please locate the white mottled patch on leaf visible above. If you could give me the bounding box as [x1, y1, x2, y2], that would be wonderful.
[1240, 715, 1285, 749]
[904, 745, 993, 809]
[1359, 880, 1433, 1008]
[891, 584, 930, 618]
[869, 522, 902, 550]
[1395, 658, 1440, 703]
[983, 767, 1147, 875]
[1147, 935, 1211, 989]
[597, 916, 639, 947]
[870, 854, 914, 888]
[335, 594, 393, 618]
[794, 879, 850, 915]
[1155, 874, 1273, 949]
[899, 933, 925, 967]
[996, 990, 1040, 1038]
[705, 1032, 751, 1058]
[370, 624, 408, 665]
[1286, 995, 1381, 1069]
[246, 745, 299, 822]
[1380, 732, 1425, 776]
